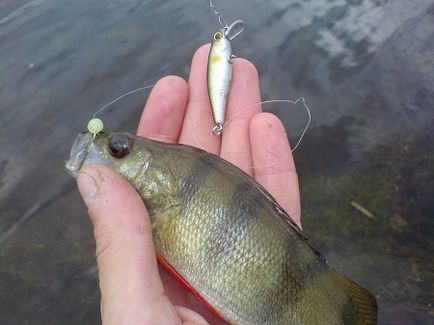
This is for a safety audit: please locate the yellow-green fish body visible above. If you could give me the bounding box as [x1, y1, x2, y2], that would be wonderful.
[65, 131, 377, 324]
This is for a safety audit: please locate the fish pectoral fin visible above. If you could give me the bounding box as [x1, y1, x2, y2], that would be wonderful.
[150, 202, 184, 226]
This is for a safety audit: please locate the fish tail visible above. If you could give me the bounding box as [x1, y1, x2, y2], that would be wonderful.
[334, 272, 378, 325]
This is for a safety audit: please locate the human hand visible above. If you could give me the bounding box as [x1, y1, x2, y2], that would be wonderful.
[77, 44, 301, 324]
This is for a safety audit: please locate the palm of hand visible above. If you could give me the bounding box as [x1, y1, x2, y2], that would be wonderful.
[78, 44, 301, 324]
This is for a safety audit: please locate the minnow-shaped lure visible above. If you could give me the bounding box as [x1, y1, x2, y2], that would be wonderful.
[207, 20, 244, 135]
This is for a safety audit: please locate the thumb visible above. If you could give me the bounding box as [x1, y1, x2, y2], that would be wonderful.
[77, 164, 179, 324]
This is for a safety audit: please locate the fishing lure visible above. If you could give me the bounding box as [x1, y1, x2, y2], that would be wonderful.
[207, 1, 245, 135]
[85, 85, 154, 137]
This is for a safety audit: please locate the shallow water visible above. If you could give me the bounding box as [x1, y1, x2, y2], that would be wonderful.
[0, 0, 433, 324]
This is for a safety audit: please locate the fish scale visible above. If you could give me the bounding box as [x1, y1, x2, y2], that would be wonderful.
[65, 131, 378, 324]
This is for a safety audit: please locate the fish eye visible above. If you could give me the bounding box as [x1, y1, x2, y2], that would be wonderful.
[214, 32, 223, 41]
[108, 133, 133, 159]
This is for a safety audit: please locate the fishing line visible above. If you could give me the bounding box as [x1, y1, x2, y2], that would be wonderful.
[225, 97, 311, 153]
[209, 0, 229, 28]
[93, 85, 154, 118]
[87, 85, 154, 135]
[87, 84, 311, 166]
[188, 97, 312, 162]
[238, 98, 311, 171]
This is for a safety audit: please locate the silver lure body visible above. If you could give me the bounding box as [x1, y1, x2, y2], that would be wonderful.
[207, 30, 233, 135]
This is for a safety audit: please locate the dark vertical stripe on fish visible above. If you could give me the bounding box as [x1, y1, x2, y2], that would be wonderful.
[205, 179, 263, 260]
[261, 214, 329, 323]
[224, 181, 288, 323]
[178, 150, 215, 203]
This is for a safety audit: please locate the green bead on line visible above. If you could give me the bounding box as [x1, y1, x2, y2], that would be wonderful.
[87, 118, 104, 135]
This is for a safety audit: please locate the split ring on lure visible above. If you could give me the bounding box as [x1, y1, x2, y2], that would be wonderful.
[207, 20, 245, 135]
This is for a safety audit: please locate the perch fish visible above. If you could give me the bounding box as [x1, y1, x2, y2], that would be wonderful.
[65, 131, 377, 325]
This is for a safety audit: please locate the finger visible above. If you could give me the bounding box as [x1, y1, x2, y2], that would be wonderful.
[77, 165, 179, 324]
[137, 75, 188, 143]
[220, 59, 261, 176]
[179, 44, 221, 154]
[250, 113, 302, 228]
[174, 306, 209, 325]
[160, 266, 228, 325]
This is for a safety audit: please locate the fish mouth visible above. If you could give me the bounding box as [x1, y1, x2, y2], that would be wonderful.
[64, 132, 94, 178]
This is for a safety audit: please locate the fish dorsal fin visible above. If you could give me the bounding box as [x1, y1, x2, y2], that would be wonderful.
[334, 272, 378, 325]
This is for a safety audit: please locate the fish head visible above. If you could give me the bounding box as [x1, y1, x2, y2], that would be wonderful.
[65, 131, 152, 180]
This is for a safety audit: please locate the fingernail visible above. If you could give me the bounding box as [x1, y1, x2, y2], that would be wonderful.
[77, 169, 98, 207]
